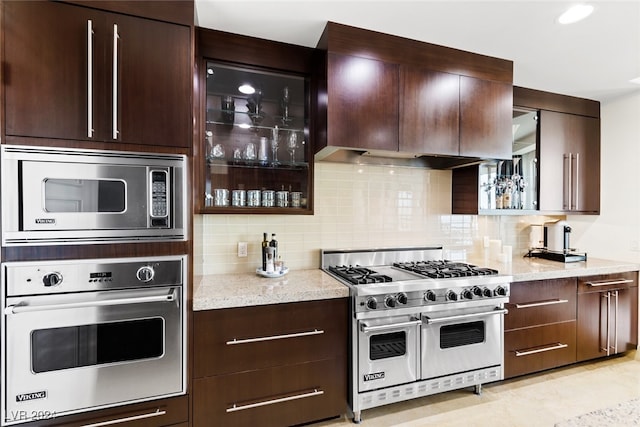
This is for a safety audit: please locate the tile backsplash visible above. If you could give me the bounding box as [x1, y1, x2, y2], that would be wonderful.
[194, 162, 561, 275]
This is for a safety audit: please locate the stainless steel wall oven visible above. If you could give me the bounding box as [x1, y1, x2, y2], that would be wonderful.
[1, 255, 187, 426]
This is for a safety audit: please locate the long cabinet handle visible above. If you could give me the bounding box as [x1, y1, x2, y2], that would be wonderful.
[563, 153, 572, 210]
[87, 20, 94, 138]
[226, 389, 324, 413]
[112, 23, 120, 140]
[514, 299, 569, 309]
[515, 343, 568, 357]
[226, 329, 324, 345]
[602, 292, 611, 356]
[613, 290, 619, 354]
[586, 279, 634, 287]
[573, 153, 580, 210]
[82, 409, 166, 427]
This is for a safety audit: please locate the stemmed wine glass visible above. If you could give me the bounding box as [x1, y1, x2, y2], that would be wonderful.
[270, 126, 280, 166]
[287, 131, 298, 164]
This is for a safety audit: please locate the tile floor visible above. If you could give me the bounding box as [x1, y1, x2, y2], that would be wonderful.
[312, 352, 640, 427]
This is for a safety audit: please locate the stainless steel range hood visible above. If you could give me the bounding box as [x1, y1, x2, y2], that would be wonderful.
[315, 146, 486, 169]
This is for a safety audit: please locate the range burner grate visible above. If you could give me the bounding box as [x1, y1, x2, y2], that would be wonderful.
[393, 261, 498, 279]
[328, 265, 393, 285]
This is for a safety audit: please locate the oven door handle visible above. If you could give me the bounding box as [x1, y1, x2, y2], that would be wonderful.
[423, 308, 508, 325]
[360, 318, 422, 333]
[4, 288, 177, 315]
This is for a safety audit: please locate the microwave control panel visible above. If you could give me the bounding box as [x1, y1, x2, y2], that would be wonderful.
[150, 170, 169, 227]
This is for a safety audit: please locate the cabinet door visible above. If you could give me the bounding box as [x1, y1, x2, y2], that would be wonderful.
[4, 1, 103, 141]
[459, 77, 513, 159]
[539, 110, 600, 213]
[399, 66, 459, 156]
[114, 14, 191, 147]
[327, 53, 398, 151]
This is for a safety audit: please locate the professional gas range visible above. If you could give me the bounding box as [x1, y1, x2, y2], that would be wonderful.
[321, 247, 512, 423]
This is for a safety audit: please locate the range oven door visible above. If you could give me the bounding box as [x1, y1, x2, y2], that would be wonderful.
[357, 315, 421, 392]
[2, 286, 184, 425]
[421, 307, 506, 379]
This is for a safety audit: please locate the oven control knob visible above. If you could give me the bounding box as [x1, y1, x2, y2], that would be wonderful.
[472, 286, 483, 296]
[397, 292, 408, 305]
[494, 285, 508, 297]
[43, 272, 63, 287]
[424, 290, 437, 302]
[366, 297, 378, 310]
[384, 295, 397, 308]
[462, 289, 474, 300]
[482, 287, 493, 298]
[446, 290, 458, 301]
[136, 266, 155, 283]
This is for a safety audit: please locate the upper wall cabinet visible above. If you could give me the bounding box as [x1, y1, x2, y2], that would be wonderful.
[3, 1, 191, 149]
[315, 22, 513, 164]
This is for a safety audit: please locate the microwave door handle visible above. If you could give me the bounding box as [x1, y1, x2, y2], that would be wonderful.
[4, 288, 177, 315]
[423, 308, 508, 325]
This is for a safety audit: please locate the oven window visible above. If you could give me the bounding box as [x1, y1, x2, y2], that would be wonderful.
[43, 179, 126, 213]
[370, 331, 406, 360]
[31, 318, 164, 373]
[440, 321, 485, 349]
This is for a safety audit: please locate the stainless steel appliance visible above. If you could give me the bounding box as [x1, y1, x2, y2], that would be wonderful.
[322, 247, 511, 423]
[1, 145, 186, 246]
[1, 255, 187, 426]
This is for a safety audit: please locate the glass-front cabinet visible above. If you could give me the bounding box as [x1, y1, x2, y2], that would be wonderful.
[478, 108, 538, 212]
[200, 61, 312, 214]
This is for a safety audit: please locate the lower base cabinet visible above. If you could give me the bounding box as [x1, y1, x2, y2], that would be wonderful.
[192, 298, 348, 427]
[577, 272, 638, 362]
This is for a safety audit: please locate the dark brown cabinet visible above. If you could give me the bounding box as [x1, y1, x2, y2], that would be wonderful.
[538, 110, 600, 213]
[3, 1, 191, 149]
[328, 53, 399, 152]
[504, 278, 577, 378]
[192, 298, 348, 427]
[577, 272, 638, 362]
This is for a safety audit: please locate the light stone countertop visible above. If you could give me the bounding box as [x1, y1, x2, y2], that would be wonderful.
[467, 254, 640, 282]
[193, 268, 349, 311]
[193, 256, 639, 311]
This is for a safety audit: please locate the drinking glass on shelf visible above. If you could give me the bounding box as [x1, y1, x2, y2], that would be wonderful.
[287, 131, 298, 164]
[271, 126, 280, 165]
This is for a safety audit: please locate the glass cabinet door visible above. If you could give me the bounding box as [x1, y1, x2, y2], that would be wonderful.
[201, 61, 311, 213]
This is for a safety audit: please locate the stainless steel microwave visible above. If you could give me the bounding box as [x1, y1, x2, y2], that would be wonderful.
[1, 145, 186, 246]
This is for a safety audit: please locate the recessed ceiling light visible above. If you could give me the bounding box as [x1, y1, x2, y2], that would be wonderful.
[238, 84, 255, 95]
[558, 4, 594, 24]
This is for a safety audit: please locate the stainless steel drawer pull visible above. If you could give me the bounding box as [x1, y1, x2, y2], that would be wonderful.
[82, 409, 166, 427]
[226, 329, 324, 345]
[424, 308, 507, 325]
[515, 299, 569, 309]
[361, 319, 422, 333]
[226, 389, 324, 413]
[515, 343, 568, 357]
[586, 279, 634, 287]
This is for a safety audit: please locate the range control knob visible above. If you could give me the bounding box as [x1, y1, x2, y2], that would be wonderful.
[424, 290, 437, 302]
[397, 292, 408, 305]
[446, 290, 458, 301]
[472, 286, 483, 296]
[384, 295, 397, 308]
[482, 287, 493, 298]
[494, 285, 508, 297]
[462, 289, 474, 300]
[366, 297, 378, 310]
[136, 266, 155, 283]
[43, 272, 63, 287]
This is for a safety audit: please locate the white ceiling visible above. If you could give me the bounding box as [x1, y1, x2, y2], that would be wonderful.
[194, 0, 640, 103]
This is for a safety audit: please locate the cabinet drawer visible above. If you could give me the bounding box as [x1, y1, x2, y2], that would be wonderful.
[505, 278, 576, 330]
[194, 298, 348, 377]
[30, 395, 188, 426]
[578, 271, 638, 293]
[193, 358, 347, 427]
[504, 321, 576, 378]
